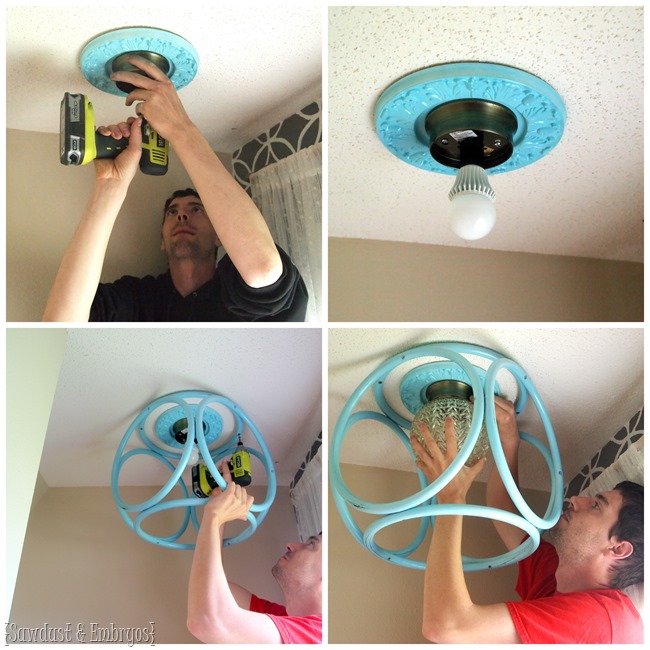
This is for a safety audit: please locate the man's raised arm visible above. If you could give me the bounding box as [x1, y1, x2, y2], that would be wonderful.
[186, 467, 282, 644]
[411, 418, 521, 644]
[111, 56, 283, 289]
[42, 118, 142, 322]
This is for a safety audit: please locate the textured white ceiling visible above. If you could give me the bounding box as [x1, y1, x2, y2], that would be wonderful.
[39, 328, 322, 488]
[328, 6, 643, 262]
[6, 5, 322, 152]
[329, 327, 643, 492]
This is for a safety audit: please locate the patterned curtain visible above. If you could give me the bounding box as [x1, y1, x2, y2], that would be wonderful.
[289, 444, 322, 541]
[249, 143, 322, 322]
[564, 408, 644, 498]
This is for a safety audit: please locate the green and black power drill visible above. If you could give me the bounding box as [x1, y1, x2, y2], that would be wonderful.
[59, 92, 168, 175]
[192, 439, 253, 499]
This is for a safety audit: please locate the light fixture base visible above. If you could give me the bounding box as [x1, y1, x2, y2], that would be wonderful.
[374, 62, 566, 175]
[399, 361, 499, 415]
[111, 50, 171, 94]
[425, 99, 518, 169]
[155, 405, 222, 449]
[80, 27, 199, 96]
[425, 379, 473, 402]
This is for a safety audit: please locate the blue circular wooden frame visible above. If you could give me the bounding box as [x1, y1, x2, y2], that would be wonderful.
[330, 342, 564, 571]
[111, 390, 276, 550]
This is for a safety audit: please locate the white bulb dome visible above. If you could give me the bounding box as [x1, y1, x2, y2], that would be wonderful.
[449, 192, 496, 240]
[188, 445, 200, 466]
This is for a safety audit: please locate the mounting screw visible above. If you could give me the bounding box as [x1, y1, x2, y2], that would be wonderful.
[494, 139, 502, 147]
[441, 138, 449, 145]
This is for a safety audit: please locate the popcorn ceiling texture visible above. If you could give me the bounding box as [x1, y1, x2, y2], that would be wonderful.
[328, 5, 643, 262]
[39, 329, 322, 489]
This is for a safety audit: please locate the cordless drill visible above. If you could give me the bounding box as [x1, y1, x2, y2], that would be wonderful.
[59, 92, 168, 175]
[192, 440, 253, 499]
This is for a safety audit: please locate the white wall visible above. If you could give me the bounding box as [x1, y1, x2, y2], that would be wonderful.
[10, 484, 298, 644]
[5, 328, 68, 613]
[329, 237, 643, 322]
[329, 463, 552, 644]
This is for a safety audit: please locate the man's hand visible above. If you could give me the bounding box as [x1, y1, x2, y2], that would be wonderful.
[411, 417, 486, 504]
[204, 460, 254, 526]
[94, 116, 142, 183]
[109, 55, 193, 142]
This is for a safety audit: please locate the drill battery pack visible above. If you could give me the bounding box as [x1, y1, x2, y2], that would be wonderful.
[191, 448, 252, 498]
[60, 93, 104, 166]
[192, 463, 218, 498]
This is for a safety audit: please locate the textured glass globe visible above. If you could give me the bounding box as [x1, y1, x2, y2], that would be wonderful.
[411, 396, 489, 466]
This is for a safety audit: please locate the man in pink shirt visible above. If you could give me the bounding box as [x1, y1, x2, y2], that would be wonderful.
[187, 461, 322, 643]
[412, 396, 643, 643]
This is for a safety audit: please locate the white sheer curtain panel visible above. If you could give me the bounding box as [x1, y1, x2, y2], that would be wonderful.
[249, 142, 322, 322]
[289, 445, 322, 541]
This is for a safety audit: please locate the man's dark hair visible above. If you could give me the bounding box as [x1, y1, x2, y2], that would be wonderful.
[163, 188, 201, 220]
[608, 480, 643, 589]
[160, 188, 219, 258]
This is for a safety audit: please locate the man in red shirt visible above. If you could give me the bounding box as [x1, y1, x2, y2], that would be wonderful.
[411, 396, 643, 643]
[186, 461, 322, 643]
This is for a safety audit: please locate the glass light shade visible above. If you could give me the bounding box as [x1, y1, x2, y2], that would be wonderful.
[411, 396, 490, 466]
[449, 192, 496, 240]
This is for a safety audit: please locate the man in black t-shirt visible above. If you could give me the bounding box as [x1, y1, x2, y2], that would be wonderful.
[89, 188, 307, 321]
[43, 55, 307, 322]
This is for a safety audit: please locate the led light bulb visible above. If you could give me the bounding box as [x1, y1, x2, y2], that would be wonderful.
[188, 445, 200, 466]
[448, 164, 496, 240]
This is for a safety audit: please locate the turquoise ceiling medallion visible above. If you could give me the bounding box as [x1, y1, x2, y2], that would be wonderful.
[374, 62, 566, 176]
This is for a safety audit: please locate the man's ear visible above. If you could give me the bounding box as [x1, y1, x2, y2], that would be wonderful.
[609, 539, 634, 560]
